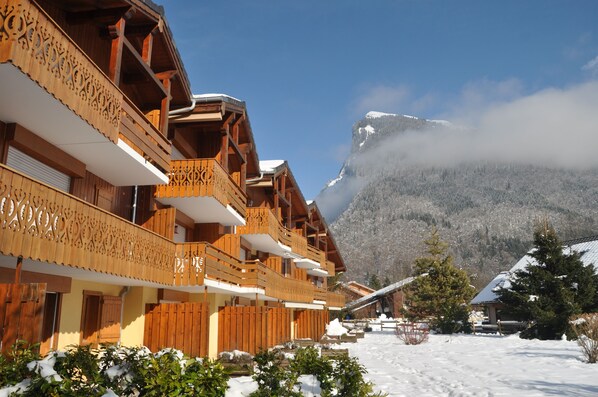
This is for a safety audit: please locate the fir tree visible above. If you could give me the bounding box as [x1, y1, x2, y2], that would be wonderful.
[403, 229, 476, 333]
[368, 274, 382, 290]
[497, 222, 598, 340]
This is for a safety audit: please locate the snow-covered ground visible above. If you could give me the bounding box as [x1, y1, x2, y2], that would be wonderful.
[347, 330, 598, 397]
[226, 330, 598, 396]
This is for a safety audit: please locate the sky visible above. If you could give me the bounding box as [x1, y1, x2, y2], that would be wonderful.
[161, 0, 598, 200]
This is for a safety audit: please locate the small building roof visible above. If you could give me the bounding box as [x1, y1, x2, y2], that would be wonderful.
[471, 235, 598, 305]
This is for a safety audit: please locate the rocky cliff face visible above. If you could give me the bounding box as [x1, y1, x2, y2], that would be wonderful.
[316, 112, 598, 287]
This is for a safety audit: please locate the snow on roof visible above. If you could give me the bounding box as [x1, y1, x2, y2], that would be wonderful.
[346, 276, 418, 311]
[259, 160, 285, 173]
[194, 93, 243, 102]
[471, 237, 598, 305]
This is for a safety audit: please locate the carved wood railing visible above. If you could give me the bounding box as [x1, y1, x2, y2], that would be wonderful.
[238, 207, 292, 248]
[326, 292, 346, 308]
[0, 0, 171, 173]
[0, 163, 174, 284]
[0, 0, 121, 140]
[155, 159, 246, 219]
[258, 264, 315, 303]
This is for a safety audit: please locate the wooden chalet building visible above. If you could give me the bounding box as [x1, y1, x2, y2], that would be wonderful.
[0, 0, 346, 358]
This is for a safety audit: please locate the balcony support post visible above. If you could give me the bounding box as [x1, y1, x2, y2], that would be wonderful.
[108, 19, 126, 86]
[14, 256, 23, 284]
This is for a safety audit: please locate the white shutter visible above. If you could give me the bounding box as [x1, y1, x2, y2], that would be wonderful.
[6, 146, 71, 192]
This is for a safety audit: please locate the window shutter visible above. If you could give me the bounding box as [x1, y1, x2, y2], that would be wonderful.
[6, 146, 71, 192]
[98, 295, 122, 344]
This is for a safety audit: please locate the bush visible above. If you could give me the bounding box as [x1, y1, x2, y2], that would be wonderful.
[0, 340, 41, 388]
[331, 354, 386, 397]
[0, 343, 229, 396]
[570, 313, 598, 363]
[395, 322, 429, 345]
[250, 349, 301, 397]
[290, 347, 334, 393]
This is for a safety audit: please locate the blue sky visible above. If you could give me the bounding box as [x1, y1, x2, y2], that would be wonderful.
[161, 0, 598, 200]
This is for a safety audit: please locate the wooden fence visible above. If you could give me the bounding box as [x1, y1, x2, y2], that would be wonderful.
[295, 309, 329, 341]
[144, 302, 209, 358]
[0, 283, 46, 354]
[218, 306, 291, 355]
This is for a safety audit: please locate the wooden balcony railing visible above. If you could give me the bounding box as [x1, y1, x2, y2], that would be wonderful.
[326, 292, 346, 308]
[155, 159, 246, 218]
[238, 207, 291, 248]
[314, 287, 328, 302]
[291, 230, 307, 257]
[0, 0, 170, 172]
[306, 244, 326, 267]
[120, 97, 171, 173]
[0, 164, 174, 284]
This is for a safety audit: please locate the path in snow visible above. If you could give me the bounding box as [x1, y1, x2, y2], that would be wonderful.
[346, 330, 598, 397]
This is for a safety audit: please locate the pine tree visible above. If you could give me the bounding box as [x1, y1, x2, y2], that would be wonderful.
[497, 222, 598, 340]
[368, 274, 382, 291]
[403, 229, 476, 333]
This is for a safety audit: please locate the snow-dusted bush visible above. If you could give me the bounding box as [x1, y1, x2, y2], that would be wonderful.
[395, 322, 429, 345]
[570, 313, 598, 364]
[0, 342, 229, 396]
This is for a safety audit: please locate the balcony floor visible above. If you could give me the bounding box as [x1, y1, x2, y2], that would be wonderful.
[157, 196, 245, 226]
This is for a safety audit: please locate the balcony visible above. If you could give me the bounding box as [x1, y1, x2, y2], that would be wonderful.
[173, 243, 316, 304]
[326, 292, 346, 308]
[0, 0, 170, 186]
[0, 163, 174, 284]
[296, 243, 325, 271]
[238, 207, 293, 256]
[155, 159, 246, 226]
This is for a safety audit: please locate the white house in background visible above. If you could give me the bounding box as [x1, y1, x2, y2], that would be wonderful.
[471, 235, 598, 324]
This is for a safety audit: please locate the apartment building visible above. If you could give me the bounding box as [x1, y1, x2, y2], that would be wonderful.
[0, 0, 345, 358]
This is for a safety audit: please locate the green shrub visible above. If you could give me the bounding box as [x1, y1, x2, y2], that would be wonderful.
[0, 340, 40, 388]
[250, 349, 301, 397]
[290, 347, 334, 393]
[331, 354, 386, 397]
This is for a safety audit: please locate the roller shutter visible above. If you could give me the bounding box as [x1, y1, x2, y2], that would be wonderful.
[6, 146, 71, 192]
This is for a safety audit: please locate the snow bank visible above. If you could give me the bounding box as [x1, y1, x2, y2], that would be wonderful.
[326, 318, 348, 336]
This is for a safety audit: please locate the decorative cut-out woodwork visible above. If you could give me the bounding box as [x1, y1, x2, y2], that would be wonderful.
[0, 0, 122, 140]
[155, 159, 246, 218]
[0, 164, 173, 284]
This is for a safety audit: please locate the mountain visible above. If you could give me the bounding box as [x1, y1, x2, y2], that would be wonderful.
[316, 111, 598, 288]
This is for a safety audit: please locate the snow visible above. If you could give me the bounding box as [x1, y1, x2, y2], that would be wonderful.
[366, 111, 397, 118]
[225, 330, 597, 396]
[259, 160, 285, 173]
[326, 165, 345, 187]
[325, 318, 348, 336]
[194, 93, 243, 102]
[346, 331, 598, 396]
[358, 125, 376, 147]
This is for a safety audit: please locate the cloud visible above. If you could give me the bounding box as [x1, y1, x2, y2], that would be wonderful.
[582, 55, 598, 75]
[355, 80, 598, 170]
[352, 84, 411, 116]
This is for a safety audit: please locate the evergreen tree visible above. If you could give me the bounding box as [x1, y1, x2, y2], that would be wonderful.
[497, 222, 598, 340]
[403, 229, 476, 333]
[368, 274, 382, 291]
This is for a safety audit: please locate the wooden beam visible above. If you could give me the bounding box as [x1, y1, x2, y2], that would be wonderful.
[142, 32, 154, 65]
[108, 19, 126, 86]
[121, 39, 169, 98]
[159, 77, 172, 134]
[67, 6, 131, 25]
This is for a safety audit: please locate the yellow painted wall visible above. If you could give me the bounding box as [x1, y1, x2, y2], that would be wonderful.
[207, 293, 229, 358]
[121, 287, 158, 347]
[57, 279, 122, 350]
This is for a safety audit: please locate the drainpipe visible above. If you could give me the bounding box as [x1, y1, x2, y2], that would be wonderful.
[131, 185, 138, 224]
[119, 286, 131, 345]
[168, 94, 206, 116]
[245, 172, 264, 184]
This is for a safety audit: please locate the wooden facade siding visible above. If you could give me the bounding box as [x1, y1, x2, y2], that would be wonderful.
[0, 164, 174, 284]
[295, 309, 328, 342]
[217, 306, 291, 355]
[0, 283, 46, 354]
[142, 207, 177, 239]
[155, 159, 247, 218]
[144, 302, 209, 358]
[314, 287, 328, 302]
[306, 244, 326, 267]
[0, 0, 122, 141]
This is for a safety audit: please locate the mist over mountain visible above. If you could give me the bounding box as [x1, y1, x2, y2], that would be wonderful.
[316, 82, 598, 287]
